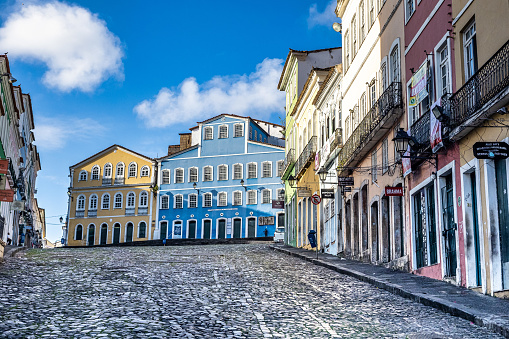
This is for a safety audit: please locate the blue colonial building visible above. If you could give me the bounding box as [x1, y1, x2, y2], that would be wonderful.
[156, 114, 285, 240]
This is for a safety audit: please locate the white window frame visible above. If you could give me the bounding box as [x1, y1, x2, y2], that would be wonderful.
[126, 192, 135, 208]
[188, 193, 198, 208]
[233, 191, 242, 206]
[262, 189, 271, 204]
[277, 160, 284, 177]
[203, 166, 213, 182]
[352, 15, 357, 57]
[382, 138, 389, 174]
[114, 193, 123, 209]
[203, 192, 212, 207]
[162, 169, 170, 184]
[91, 166, 100, 180]
[189, 167, 198, 183]
[372, 150, 378, 182]
[262, 161, 272, 178]
[234, 123, 244, 137]
[247, 190, 257, 205]
[103, 163, 112, 178]
[204, 126, 213, 140]
[160, 195, 169, 209]
[247, 162, 257, 179]
[389, 43, 400, 84]
[175, 168, 184, 183]
[139, 191, 148, 207]
[101, 193, 110, 210]
[174, 194, 183, 209]
[140, 165, 150, 177]
[128, 162, 137, 178]
[116, 162, 125, 178]
[218, 192, 227, 206]
[78, 170, 87, 181]
[77, 195, 86, 211]
[434, 33, 453, 97]
[405, 0, 415, 24]
[463, 20, 477, 81]
[219, 124, 228, 139]
[218, 164, 228, 181]
[233, 163, 243, 180]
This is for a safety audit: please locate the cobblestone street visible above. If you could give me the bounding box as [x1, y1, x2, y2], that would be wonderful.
[0, 244, 503, 338]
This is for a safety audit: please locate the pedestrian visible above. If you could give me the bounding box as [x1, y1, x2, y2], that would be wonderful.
[264, 228, 268, 237]
[7, 233, 11, 245]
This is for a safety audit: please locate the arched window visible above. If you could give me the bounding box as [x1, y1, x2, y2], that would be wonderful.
[204, 126, 213, 140]
[218, 165, 228, 181]
[203, 166, 213, 181]
[189, 167, 198, 182]
[77, 195, 86, 210]
[262, 161, 272, 178]
[262, 189, 271, 204]
[102, 194, 110, 209]
[203, 193, 212, 207]
[140, 166, 150, 177]
[114, 193, 123, 209]
[174, 194, 183, 209]
[128, 162, 137, 178]
[161, 195, 169, 209]
[75, 224, 83, 240]
[91, 166, 100, 180]
[162, 169, 170, 184]
[139, 191, 148, 207]
[233, 191, 242, 205]
[175, 168, 184, 183]
[104, 163, 112, 178]
[127, 192, 135, 208]
[247, 163, 257, 179]
[78, 170, 87, 181]
[219, 125, 228, 138]
[89, 194, 98, 210]
[247, 190, 257, 205]
[188, 193, 197, 208]
[116, 163, 125, 178]
[233, 164, 243, 180]
[218, 192, 227, 206]
[234, 123, 244, 137]
[138, 221, 147, 238]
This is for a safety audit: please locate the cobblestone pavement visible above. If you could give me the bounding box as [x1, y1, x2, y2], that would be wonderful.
[0, 244, 503, 338]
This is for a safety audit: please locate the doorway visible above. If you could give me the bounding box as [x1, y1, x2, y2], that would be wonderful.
[100, 224, 107, 245]
[218, 219, 226, 239]
[88, 225, 95, 246]
[160, 221, 168, 240]
[203, 220, 212, 239]
[233, 219, 241, 238]
[113, 223, 121, 244]
[188, 220, 197, 239]
[247, 218, 256, 238]
[126, 222, 134, 242]
[442, 174, 457, 277]
[371, 201, 379, 262]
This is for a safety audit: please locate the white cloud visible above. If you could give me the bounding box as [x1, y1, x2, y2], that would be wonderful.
[0, 1, 124, 92]
[34, 117, 107, 150]
[134, 58, 285, 128]
[308, 0, 337, 28]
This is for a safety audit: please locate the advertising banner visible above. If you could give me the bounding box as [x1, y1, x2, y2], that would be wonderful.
[430, 103, 443, 153]
[409, 63, 428, 107]
[402, 147, 412, 177]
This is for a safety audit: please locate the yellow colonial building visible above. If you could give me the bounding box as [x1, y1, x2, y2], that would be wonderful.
[66, 145, 157, 246]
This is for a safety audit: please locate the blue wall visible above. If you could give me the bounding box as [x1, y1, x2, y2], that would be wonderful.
[157, 116, 285, 240]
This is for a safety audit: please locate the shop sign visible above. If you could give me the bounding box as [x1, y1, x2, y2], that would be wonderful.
[338, 176, 354, 186]
[298, 189, 312, 197]
[258, 216, 274, 226]
[343, 187, 352, 193]
[272, 200, 284, 209]
[385, 186, 404, 196]
[0, 189, 14, 202]
[473, 142, 509, 160]
[409, 63, 428, 107]
[321, 189, 335, 199]
[0, 159, 8, 175]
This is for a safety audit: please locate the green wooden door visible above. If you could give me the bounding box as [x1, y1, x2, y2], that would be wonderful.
[203, 220, 211, 239]
[88, 226, 95, 246]
[113, 224, 120, 244]
[233, 219, 241, 238]
[218, 220, 226, 239]
[442, 175, 457, 277]
[188, 221, 196, 239]
[126, 223, 133, 242]
[495, 159, 509, 289]
[248, 218, 256, 238]
[160, 222, 167, 240]
[100, 225, 107, 245]
[470, 172, 482, 286]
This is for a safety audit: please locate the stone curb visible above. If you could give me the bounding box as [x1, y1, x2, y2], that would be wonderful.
[1, 247, 27, 262]
[270, 246, 509, 338]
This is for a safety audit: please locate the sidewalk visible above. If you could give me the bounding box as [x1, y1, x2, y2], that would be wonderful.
[1, 245, 26, 261]
[271, 244, 509, 338]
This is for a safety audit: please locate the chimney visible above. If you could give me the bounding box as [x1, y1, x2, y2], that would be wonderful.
[179, 133, 192, 150]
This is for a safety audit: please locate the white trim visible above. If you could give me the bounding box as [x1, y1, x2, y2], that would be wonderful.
[217, 164, 229, 181]
[87, 223, 96, 246]
[173, 194, 184, 209]
[78, 170, 88, 181]
[172, 220, 183, 239]
[101, 193, 110, 210]
[433, 32, 453, 98]
[137, 220, 148, 239]
[404, 0, 446, 56]
[452, 0, 474, 26]
[217, 191, 228, 207]
[188, 193, 198, 208]
[162, 149, 285, 162]
[74, 224, 83, 241]
[174, 167, 185, 184]
[126, 191, 136, 208]
[202, 218, 213, 239]
[127, 162, 138, 178]
[186, 219, 198, 239]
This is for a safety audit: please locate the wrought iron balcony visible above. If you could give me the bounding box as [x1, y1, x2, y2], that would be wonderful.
[87, 209, 97, 218]
[125, 208, 136, 216]
[450, 40, 509, 127]
[138, 207, 148, 215]
[410, 111, 431, 151]
[338, 82, 403, 172]
[281, 149, 295, 179]
[114, 177, 125, 185]
[76, 210, 85, 218]
[295, 136, 317, 177]
[330, 128, 343, 152]
[102, 178, 112, 185]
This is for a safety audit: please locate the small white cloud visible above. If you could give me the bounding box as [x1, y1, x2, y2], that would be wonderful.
[308, 0, 337, 28]
[0, 1, 124, 92]
[34, 117, 106, 150]
[134, 58, 285, 128]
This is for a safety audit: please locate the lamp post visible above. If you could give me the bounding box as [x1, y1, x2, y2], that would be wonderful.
[392, 128, 438, 169]
[193, 182, 199, 194]
[240, 179, 247, 191]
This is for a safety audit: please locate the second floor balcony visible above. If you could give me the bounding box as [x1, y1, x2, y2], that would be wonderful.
[125, 207, 136, 216]
[76, 210, 85, 218]
[329, 128, 343, 153]
[87, 209, 97, 218]
[337, 82, 403, 173]
[295, 136, 317, 178]
[102, 177, 112, 185]
[114, 177, 125, 185]
[138, 207, 148, 215]
[281, 149, 295, 179]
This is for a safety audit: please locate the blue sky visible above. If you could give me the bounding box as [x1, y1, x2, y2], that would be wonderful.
[0, 0, 341, 242]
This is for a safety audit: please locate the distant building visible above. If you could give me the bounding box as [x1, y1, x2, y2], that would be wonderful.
[66, 145, 156, 246]
[156, 114, 285, 240]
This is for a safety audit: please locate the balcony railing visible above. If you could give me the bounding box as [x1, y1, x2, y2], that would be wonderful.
[102, 178, 112, 185]
[330, 128, 343, 152]
[410, 111, 431, 150]
[114, 177, 125, 185]
[138, 207, 148, 215]
[281, 149, 295, 179]
[125, 208, 136, 216]
[338, 82, 402, 170]
[451, 39, 509, 126]
[88, 209, 97, 218]
[295, 136, 317, 177]
[76, 210, 85, 218]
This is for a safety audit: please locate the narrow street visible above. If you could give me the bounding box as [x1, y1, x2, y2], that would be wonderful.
[0, 244, 502, 338]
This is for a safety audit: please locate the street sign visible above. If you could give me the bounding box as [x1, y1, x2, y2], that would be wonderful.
[338, 176, 354, 186]
[343, 187, 352, 193]
[385, 186, 404, 196]
[311, 194, 321, 205]
[272, 200, 284, 209]
[298, 189, 312, 197]
[321, 189, 334, 199]
[473, 142, 509, 159]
